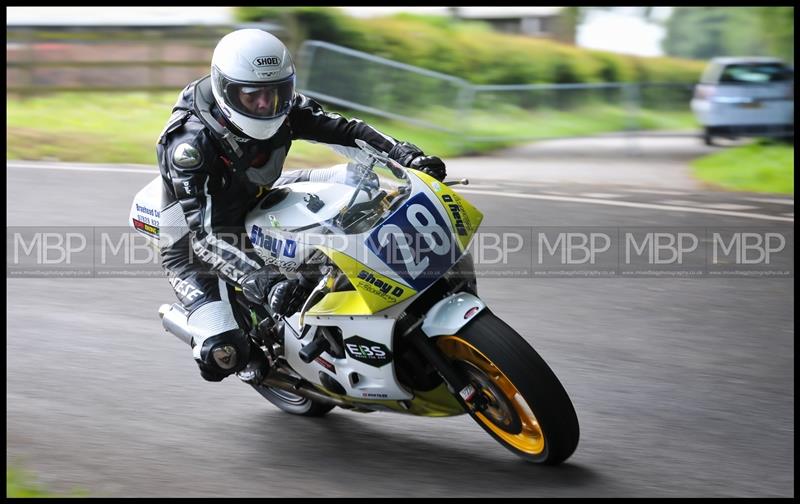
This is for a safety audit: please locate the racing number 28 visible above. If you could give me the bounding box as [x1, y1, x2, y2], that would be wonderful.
[377, 204, 451, 280]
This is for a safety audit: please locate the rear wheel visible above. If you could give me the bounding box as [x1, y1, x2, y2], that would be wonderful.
[703, 127, 716, 146]
[250, 384, 335, 417]
[436, 310, 579, 465]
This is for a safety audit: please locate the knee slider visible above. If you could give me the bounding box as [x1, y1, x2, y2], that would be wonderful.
[195, 329, 251, 378]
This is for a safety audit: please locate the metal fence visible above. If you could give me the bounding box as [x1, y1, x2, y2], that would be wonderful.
[6, 30, 698, 143]
[6, 23, 284, 93]
[296, 41, 473, 132]
[296, 40, 698, 143]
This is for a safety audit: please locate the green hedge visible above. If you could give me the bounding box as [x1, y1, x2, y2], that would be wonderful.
[236, 7, 706, 85]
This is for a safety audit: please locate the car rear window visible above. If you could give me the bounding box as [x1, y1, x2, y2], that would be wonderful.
[718, 63, 794, 84]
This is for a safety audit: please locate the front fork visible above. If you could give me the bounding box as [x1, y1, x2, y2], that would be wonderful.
[406, 327, 488, 412]
[407, 291, 490, 410]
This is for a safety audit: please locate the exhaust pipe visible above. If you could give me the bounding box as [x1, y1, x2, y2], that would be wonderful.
[263, 377, 346, 407]
[158, 304, 354, 409]
[158, 303, 194, 346]
[261, 367, 348, 408]
[158, 304, 351, 408]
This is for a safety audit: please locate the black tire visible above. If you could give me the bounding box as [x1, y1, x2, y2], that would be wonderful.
[703, 127, 715, 146]
[436, 310, 579, 465]
[250, 384, 335, 417]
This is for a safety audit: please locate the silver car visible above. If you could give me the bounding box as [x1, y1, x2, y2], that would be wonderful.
[690, 57, 794, 145]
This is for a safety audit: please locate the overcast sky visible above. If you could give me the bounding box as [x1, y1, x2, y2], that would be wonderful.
[6, 6, 670, 57]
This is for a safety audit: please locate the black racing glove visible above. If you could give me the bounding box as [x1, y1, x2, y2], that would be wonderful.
[387, 141, 447, 182]
[409, 155, 446, 182]
[240, 268, 280, 305]
[268, 279, 310, 317]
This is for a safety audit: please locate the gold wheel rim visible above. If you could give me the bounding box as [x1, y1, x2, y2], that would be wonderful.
[437, 336, 545, 455]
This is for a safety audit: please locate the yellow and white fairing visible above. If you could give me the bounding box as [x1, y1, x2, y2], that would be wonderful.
[245, 165, 483, 407]
[129, 175, 164, 245]
[306, 168, 483, 317]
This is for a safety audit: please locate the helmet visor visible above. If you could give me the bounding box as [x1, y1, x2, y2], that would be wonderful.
[217, 72, 295, 119]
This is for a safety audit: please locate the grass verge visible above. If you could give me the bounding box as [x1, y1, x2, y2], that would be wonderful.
[7, 466, 89, 498]
[691, 140, 794, 194]
[7, 91, 697, 167]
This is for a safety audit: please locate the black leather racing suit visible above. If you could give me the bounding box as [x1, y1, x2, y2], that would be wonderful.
[156, 75, 406, 381]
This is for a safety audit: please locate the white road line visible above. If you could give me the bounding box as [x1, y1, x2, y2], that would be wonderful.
[9, 161, 793, 222]
[783, 213, 794, 217]
[658, 200, 758, 211]
[465, 184, 504, 190]
[624, 188, 691, 196]
[7, 162, 157, 174]
[498, 181, 548, 187]
[579, 192, 622, 199]
[742, 197, 795, 206]
[456, 189, 794, 222]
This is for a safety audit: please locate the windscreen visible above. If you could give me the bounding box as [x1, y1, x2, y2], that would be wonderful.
[718, 63, 794, 84]
[336, 160, 413, 235]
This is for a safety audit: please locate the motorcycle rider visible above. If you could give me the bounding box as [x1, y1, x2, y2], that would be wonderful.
[156, 28, 447, 384]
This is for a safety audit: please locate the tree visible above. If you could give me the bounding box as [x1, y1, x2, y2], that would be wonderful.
[755, 7, 794, 62]
[552, 7, 582, 44]
[662, 7, 791, 61]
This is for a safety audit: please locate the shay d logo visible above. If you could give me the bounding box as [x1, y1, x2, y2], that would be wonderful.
[250, 225, 297, 258]
[284, 239, 297, 258]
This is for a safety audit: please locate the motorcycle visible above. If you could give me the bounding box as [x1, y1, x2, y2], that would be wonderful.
[131, 140, 579, 465]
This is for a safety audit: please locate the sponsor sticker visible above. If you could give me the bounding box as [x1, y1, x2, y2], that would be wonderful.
[253, 56, 281, 67]
[459, 384, 476, 401]
[132, 218, 159, 237]
[315, 356, 336, 373]
[344, 335, 393, 368]
[366, 192, 457, 292]
[250, 225, 296, 258]
[355, 269, 406, 303]
[361, 392, 389, 399]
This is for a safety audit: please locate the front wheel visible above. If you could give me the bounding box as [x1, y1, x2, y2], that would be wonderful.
[436, 310, 579, 465]
[250, 384, 335, 417]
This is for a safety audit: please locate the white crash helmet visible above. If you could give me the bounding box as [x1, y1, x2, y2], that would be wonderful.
[210, 29, 296, 140]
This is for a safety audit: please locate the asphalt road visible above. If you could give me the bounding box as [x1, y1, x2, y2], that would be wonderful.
[6, 158, 794, 497]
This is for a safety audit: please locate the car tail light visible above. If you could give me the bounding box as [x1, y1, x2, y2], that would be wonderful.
[694, 85, 715, 100]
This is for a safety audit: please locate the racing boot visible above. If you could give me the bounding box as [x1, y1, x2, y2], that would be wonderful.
[237, 340, 270, 385]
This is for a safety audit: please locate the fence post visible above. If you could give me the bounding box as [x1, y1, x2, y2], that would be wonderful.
[295, 41, 317, 91]
[623, 82, 642, 156]
[152, 31, 165, 101]
[22, 28, 36, 100]
[456, 83, 475, 154]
